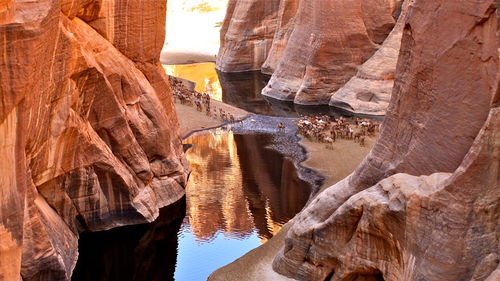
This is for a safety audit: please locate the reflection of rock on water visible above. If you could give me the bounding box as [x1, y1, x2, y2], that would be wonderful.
[184, 131, 253, 241]
[183, 130, 312, 243]
[72, 200, 186, 281]
[235, 134, 312, 242]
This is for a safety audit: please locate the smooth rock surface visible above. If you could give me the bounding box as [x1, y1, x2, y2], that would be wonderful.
[273, 0, 499, 280]
[0, 1, 188, 280]
[261, 0, 402, 105]
[330, 0, 411, 115]
[216, 0, 281, 72]
[261, 0, 299, 75]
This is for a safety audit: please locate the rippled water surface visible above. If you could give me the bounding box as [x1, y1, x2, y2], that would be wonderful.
[73, 129, 313, 281]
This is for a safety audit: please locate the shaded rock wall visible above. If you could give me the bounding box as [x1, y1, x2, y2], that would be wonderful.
[273, 0, 499, 280]
[0, 0, 188, 280]
[329, 0, 411, 116]
[216, 0, 413, 112]
[261, 0, 299, 75]
[262, 0, 402, 105]
[215, 0, 281, 72]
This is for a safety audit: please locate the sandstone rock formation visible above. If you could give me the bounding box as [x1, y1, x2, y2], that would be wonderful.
[273, 0, 499, 280]
[216, 0, 281, 72]
[0, 1, 188, 280]
[260, 0, 299, 75]
[261, 0, 403, 105]
[329, 0, 411, 116]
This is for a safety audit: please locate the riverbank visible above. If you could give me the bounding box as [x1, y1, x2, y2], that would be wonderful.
[175, 94, 377, 281]
[176, 99, 248, 138]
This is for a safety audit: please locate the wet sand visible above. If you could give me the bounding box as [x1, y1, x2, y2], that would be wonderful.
[300, 136, 376, 192]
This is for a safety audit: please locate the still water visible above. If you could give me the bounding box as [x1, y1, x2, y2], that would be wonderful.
[72, 129, 313, 281]
[164, 63, 383, 120]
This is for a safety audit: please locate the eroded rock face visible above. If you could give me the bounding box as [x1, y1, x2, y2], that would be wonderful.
[260, 0, 299, 75]
[273, 0, 499, 280]
[0, 1, 188, 280]
[261, 0, 402, 105]
[329, 0, 411, 116]
[216, 0, 281, 72]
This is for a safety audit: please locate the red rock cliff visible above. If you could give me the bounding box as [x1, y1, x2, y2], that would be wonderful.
[273, 0, 499, 280]
[262, 0, 402, 105]
[216, 0, 281, 72]
[217, 0, 410, 112]
[0, 1, 188, 280]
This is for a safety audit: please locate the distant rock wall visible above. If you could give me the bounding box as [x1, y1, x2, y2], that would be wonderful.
[273, 0, 499, 280]
[330, 0, 411, 115]
[215, 0, 281, 72]
[261, 0, 299, 75]
[0, 1, 188, 280]
[262, 0, 401, 105]
[216, 0, 403, 109]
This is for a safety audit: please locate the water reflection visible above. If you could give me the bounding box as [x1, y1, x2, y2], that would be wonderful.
[72, 200, 185, 281]
[72, 130, 312, 281]
[183, 129, 311, 243]
[165, 62, 384, 120]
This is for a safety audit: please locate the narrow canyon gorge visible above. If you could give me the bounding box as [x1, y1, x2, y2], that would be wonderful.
[0, 0, 499, 281]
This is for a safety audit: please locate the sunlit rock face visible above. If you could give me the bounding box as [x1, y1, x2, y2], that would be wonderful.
[216, 0, 282, 72]
[0, 1, 188, 280]
[273, 0, 499, 280]
[262, 0, 402, 105]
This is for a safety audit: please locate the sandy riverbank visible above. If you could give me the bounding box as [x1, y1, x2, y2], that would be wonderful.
[207, 136, 376, 281]
[176, 97, 376, 281]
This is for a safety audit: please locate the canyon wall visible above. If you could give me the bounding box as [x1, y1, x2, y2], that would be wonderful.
[261, 0, 402, 105]
[0, 1, 188, 280]
[215, 0, 281, 72]
[329, 0, 411, 115]
[217, 0, 410, 113]
[273, 0, 499, 280]
[260, 0, 299, 75]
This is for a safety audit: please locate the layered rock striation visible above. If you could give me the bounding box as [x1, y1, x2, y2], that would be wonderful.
[273, 0, 499, 280]
[329, 0, 411, 116]
[215, 0, 282, 72]
[261, 0, 402, 105]
[0, 1, 188, 280]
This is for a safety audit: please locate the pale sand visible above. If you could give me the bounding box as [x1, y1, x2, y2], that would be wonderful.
[176, 99, 376, 281]
[161, 51, 216, 65]
[300, 136, 376, 192]
[176, 99, 249, 138]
